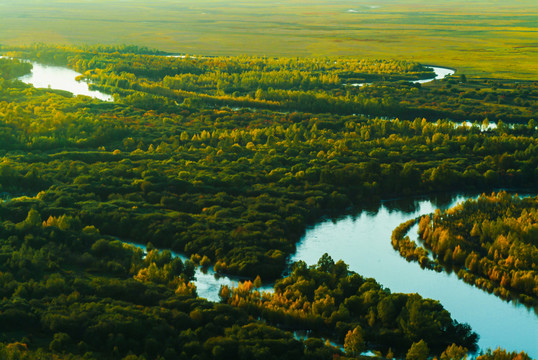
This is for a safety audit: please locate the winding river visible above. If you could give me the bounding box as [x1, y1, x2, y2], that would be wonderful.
[351, 65, 455, 87]
[13, 59, 452, 101]
[7, 60, 537, 357]
[413, 66, 455, 84]
[126, 193, 537, 357]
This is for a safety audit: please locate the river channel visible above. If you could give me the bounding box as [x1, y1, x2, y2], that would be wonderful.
[290, 194, 537, 357]
[350, 65, 455, 87]
[14, 59, 452, 101]
[126, 193, 537, 357]
[8, 60, 537, 356]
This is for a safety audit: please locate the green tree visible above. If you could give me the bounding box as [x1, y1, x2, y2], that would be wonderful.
[344, 326, 366, 356]
[316, 253, 335, 272]
[441, 343, 467, 360]
[49, 333, 71, 352]
[406, 340, 429, 360]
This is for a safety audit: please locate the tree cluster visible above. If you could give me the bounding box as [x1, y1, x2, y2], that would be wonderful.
[221, 254, 479, 357]
[393, 192, 538, 308]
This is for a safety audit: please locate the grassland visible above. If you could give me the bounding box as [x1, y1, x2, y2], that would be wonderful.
[0, 0, 537, 78]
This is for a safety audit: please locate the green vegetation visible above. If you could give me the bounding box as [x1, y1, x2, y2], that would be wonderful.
[220, 254, 478, 357]
[0, 45, 535, 358]
[7, 44, 538, 123]
[0, 0, 537, 78]
[393, 192, 538, 308]
[0, 58, 33, 79]
[0, 45, 537, 280]
[0, 45, 535, 280]
[0, 208, 345, 359]
[476, 348, 532, 360]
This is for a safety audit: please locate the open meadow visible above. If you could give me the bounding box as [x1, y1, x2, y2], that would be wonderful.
[0, 0, 536, 78]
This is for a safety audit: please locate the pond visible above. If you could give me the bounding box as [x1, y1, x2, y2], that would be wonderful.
[17, 61, 113, 101]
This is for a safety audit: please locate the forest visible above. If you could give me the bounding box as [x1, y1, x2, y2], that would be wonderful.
[392, 192, 537, 308]
[6, 44, 537, 123]
[0, 45, 535, 359]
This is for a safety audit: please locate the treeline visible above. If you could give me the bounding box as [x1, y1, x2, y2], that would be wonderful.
[477, 348, 532, 360]
[390, 218, 438, 270]
[0, 58, 32, 80]
[1, 44, 164, 66]
[220, 254, 479, 357]
[5, 44, 537, 123]
[393, 192, 537, 308]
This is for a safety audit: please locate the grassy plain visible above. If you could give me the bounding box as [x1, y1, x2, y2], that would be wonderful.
[0, 0, 537, 78]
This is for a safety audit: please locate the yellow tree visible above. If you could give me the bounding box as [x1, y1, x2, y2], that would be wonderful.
[344, 326, 365, 356]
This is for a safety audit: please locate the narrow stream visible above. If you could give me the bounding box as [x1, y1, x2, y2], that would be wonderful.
[350, 65, 455, 87]
[413, 66, 455, 83]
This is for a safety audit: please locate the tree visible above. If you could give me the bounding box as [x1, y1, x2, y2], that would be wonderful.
[49, 333, 71, 352]
[441, 343, 467, 360]
[316, 253, 335, 273]
[20, 208, 42, 228]
[253, 275, 262, 288]
[219, 285, 231, 303]
[377, 296, 398, 326]
[344, 326, 366, 356]
[406, 340, 429, 360]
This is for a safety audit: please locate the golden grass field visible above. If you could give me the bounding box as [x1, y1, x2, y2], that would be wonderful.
[0, 0, 537, 78]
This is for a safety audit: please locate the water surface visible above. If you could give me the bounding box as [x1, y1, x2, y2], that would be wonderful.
[413, 66, 455, 83]
[290, 194, 537, 357]
[6, 60, 535, 356]
[127, 194, 537, 356]
[18, 62, 113, 101]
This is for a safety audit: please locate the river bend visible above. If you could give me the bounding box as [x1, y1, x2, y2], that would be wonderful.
[5, 60, 535, 357]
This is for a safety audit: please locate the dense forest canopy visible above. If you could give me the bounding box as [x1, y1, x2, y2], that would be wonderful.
[0, 45, 535, 359]
[0, 207, 348, 360]
[0, 45, 536, 280]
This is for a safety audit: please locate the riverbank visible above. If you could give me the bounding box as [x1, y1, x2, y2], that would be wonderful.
[290, 193, 537, 357]
[110, 192, 537, 357]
